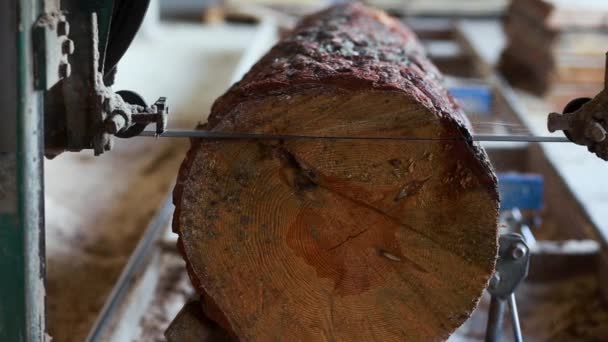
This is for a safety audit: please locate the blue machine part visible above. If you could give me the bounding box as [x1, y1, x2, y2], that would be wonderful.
[497, 173, 544, 211]
[449, 84, 493, 116]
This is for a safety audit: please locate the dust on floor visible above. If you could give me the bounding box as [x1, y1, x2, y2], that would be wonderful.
[451, 274, 608, 341]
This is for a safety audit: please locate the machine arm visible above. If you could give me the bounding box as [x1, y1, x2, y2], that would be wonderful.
[548, 53, 608, 160]
[41, 0, 166, 157]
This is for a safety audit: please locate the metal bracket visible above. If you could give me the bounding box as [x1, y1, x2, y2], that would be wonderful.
[111, 96, 169, 138]
[547, 52, 608, 160]
[485, 233, 530, 342]
[44, 11, 169, 157]
[40, 1, 166, 156]
[502, 207, 539, 247]
[33, 12, 74, 90]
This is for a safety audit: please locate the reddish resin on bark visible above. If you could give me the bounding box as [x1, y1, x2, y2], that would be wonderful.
[209, 3, 466, 128]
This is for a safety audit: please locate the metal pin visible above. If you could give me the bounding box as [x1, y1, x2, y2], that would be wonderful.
[508, 294, 523, 342]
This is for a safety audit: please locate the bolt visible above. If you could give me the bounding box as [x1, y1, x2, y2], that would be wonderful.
[62, 39, 75, 55]
[511, 243, 527, 260]
[547, 112, 571, 133]
[57, 20, 70, 37]
[489, 273, 501, 290]
[58, 61, 71, 79]
[105, 115, 126, 134]
[586, 122, 606, 143]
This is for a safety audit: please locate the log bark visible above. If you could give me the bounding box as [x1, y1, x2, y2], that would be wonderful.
[173, 3, 499, 341]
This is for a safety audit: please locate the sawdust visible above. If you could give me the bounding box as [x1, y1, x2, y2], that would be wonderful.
[135, 253, 195, 342]
[45, 140, 189, 342]
[451, 274, 608, 341]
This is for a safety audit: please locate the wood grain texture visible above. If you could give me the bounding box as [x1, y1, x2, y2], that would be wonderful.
[173, 3, 498, 341]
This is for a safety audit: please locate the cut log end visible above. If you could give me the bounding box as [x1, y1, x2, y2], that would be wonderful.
[174, 3, 498, 341]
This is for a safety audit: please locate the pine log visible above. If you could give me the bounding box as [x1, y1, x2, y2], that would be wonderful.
[173, 3, 499, 341]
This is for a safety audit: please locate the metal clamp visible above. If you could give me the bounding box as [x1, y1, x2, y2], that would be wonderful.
[103, 91, 169, 139]
[547, 52, 608, 160]
[33, 12, 74, 90]
[132, 96, 169, 136]
[485, 233, 530, 342]
[502, 208, 538, 247]
[42, 8, 168, 157]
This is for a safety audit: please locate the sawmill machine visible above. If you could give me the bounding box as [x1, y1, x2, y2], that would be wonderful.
[1, 1, 158, 340]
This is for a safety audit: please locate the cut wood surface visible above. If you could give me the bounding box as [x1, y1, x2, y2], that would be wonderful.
[173, 3, 498, 341]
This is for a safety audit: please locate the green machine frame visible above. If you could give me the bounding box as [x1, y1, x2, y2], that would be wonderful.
[0, 1, 116, 340]
[0, 1, 47, 340]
